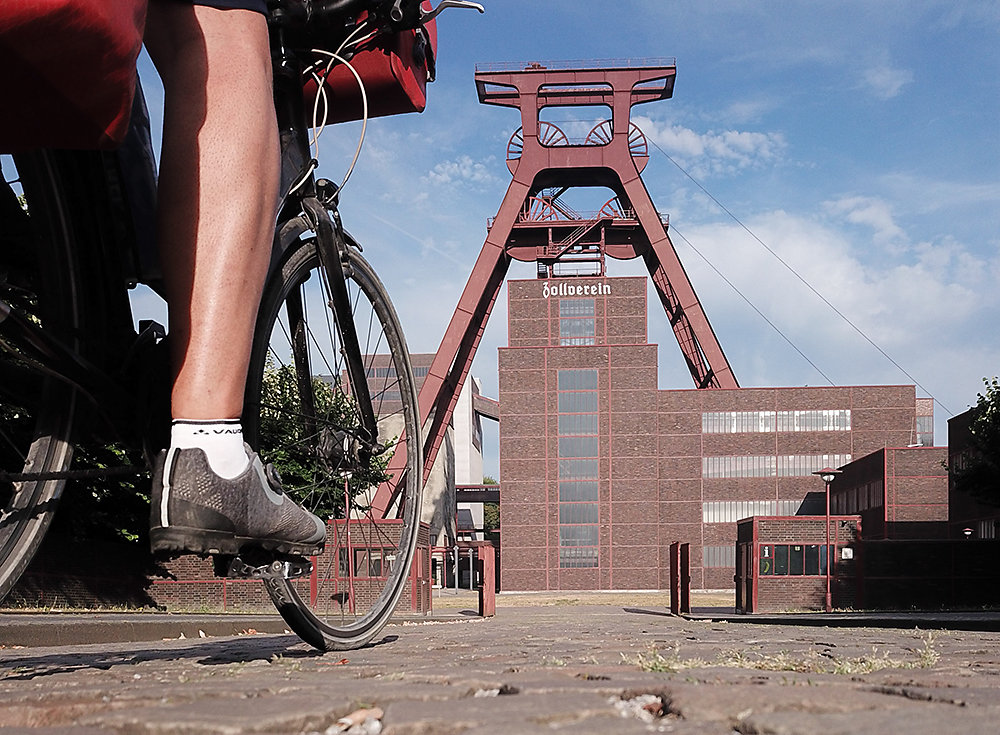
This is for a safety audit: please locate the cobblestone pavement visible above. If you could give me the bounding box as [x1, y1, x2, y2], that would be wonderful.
[2, 604, 1000, 733]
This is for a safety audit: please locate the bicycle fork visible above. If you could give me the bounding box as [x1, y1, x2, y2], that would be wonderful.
[300, 197, 380, 449]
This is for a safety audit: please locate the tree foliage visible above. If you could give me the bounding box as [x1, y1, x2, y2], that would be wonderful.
[0, 388, 148, 545]
[258, 362, 391, 521]
[952, 377, 1000, 507]
[53, 442, 149, 545]
[481, 476, 500, 533]
[483, 502, 500, 531]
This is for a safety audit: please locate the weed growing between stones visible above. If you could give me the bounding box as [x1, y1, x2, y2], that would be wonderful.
[623, 632, 940, 675]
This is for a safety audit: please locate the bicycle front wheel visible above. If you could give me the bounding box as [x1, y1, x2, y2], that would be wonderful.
[245, 233, 423, 651]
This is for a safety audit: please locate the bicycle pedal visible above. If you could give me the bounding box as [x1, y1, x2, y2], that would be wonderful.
[223, 554, 312, 581]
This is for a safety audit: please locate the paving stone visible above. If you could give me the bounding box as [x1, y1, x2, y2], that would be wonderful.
[2, 605, 1000, 734]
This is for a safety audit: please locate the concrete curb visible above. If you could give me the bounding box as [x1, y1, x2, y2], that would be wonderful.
[683, 606, 1000, 631]
[0, 610, 473, 648]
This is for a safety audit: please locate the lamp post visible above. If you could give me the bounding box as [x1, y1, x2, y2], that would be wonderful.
[813, 467, 842, 613]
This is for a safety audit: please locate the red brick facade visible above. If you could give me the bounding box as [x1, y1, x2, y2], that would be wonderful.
[831, 447, 949, 540]
[737, 516, 862, 612]
[499, 275, 926, 592]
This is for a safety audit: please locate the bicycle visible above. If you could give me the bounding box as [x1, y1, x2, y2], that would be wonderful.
[0, 0, 482, 651]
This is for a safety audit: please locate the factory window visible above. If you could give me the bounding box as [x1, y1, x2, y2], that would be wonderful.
[703, 454, 852, 479]
[702, 499, 809, 524]
[559, 298, 595, 346]
[703, 545, 737, 568]
[558, 413, 599, 436]
[559, 481, 599, 502]
[558, 368, 599, 568]
[702, 410, 851, 434]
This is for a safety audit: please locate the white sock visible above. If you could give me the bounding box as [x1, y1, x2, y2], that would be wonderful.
[170, 419, 250, 480]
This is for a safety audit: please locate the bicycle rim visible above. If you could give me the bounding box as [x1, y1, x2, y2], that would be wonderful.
[245, 235, 422, 650]
[0, 152, 82, 600]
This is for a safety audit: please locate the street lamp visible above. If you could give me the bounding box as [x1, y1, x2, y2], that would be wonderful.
[812, 467, 842, 613]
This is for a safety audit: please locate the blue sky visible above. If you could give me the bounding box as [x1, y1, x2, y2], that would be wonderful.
[137, 1, 999, 477]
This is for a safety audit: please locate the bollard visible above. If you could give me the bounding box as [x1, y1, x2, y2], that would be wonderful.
[477, 544, 496, 617]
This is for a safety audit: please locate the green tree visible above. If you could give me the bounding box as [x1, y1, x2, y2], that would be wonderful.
[52, 442, 149, 545]
[258, 362, 391, 521]
[952, 377, 1000, 506]
[481, 476, 500, 533]
[0, 394, 149, 545]
[483, 502, 500, 531]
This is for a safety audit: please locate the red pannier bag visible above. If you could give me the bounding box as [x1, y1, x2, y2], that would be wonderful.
[0, 0, 147, 152]
[303, 1, 437, 124]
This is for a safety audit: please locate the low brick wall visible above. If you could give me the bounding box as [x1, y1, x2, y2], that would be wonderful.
[860, 539, 1000, 609]
[149, 521, 433, 614]
[8, 534, 158, 610]
[8, 523, 432, 616]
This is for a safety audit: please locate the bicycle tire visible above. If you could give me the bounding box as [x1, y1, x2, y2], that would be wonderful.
[244, 231, 423, 651]
[0, 151, 88, 601]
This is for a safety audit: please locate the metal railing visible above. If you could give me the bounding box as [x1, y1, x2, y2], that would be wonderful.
[476, 58, 677, 73]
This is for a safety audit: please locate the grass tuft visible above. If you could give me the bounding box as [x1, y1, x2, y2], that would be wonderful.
[625, 632, 939, 676]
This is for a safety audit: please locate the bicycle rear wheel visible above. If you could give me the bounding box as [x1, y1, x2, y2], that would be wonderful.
[244, 231, 423, 651]
[0, 152, 88, 600]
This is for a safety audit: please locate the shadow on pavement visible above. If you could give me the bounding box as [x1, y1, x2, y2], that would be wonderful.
[0, 633, 399, 680]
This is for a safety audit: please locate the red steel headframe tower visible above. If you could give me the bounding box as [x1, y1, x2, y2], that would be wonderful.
[386, 60, 738, 496]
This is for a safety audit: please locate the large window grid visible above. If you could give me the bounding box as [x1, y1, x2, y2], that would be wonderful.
[702, 410, 851, 434]
[703, 454, 852, 479]
[703, 500, 807, 524]
[557, 369, 599, 568]
[832, 480, 884, 514]
[558, 298, 596, 346]
[365, 365, 430, 378]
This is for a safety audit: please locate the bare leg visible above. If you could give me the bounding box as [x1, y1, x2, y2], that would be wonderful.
[144, 2, 279, 421]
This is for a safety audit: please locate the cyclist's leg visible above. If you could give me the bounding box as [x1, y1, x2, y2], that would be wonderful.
[144, 2, 324, 555]
[144, 2, 276, 424]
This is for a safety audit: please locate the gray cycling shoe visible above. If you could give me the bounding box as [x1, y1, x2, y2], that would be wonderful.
[150, 447, 326, 556]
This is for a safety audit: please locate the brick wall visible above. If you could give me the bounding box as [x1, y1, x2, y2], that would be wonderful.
[149, 522, 432, 614]
[833, 447, 949, 540]
[861, 539, 1000, 608]
[9, 534, 157, 609]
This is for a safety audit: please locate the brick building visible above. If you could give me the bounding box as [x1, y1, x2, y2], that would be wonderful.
[948, 408, 1000, 540]
[830, 446, 949, 540]
[736, 515, 862, 613]
[499, 274, 931, 592]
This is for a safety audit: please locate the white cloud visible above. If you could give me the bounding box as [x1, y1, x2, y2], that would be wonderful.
[823, 196, 907, 247]
[718, 97, 778, 124]
[424, 155, 500, 187]
[634, 116, 786, 178]
[861, 64, 914, 100]
[666, 209, 999, 420]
